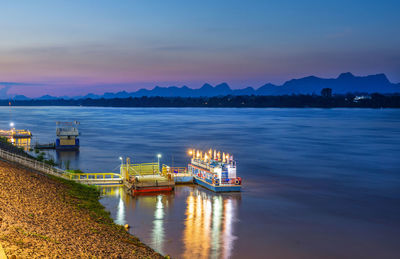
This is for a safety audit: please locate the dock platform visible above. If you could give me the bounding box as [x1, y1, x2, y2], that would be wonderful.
[121, 160, 175, 195]
[125, 175, 174, 194]
[35, 142, 56, 149]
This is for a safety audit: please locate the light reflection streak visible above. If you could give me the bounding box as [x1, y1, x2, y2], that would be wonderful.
[211, 196, 222, 258]
[11, 137, 31, 151]
[222, 199, 236, 259]
[152, 195, 165, 254]
[183, 190, 239, 259]
[100, 187, 240, 258]
[115, 192, 126, 225]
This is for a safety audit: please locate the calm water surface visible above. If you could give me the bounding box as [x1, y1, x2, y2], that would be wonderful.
[1, 107, 400, 259]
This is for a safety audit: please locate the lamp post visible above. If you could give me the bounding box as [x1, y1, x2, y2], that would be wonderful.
[119, 156, 123, 176]
[157, 154, 162, 173]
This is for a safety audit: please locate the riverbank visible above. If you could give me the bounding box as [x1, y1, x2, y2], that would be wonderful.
[1, 94, 400, 108]
[0, 160, 163, 258]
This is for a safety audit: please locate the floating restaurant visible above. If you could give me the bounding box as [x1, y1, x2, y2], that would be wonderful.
[187, 149, 242, 192]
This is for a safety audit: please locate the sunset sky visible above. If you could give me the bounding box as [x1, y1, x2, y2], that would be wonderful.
[0, 0, 399, 97]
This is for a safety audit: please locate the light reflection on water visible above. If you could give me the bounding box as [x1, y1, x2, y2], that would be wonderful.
[100, 186, 240, 258]
[153, 195, 165, 253]
[182, 190, 238, 259]
[116, 196, 126, 226]
[11, 137, 31, 151]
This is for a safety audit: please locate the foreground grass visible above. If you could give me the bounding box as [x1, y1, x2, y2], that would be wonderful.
[50, 175, 115, 226]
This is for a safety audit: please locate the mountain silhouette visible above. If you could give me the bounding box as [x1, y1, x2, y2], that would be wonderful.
[108, 73, 399, 98]
[3, 72, 399, 100]
[89, 73, 398, 98]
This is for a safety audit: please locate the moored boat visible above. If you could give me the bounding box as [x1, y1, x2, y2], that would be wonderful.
[187, 149, 242, 192]
[56, 121, 80, 150]
[0, 127, 32, 151]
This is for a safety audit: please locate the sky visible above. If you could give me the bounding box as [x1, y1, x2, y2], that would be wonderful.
[0, 0, 399, 97]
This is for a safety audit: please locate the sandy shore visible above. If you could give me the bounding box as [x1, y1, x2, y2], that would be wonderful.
[0, 160, 163, 258]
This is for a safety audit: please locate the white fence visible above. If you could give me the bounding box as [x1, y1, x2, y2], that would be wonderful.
[0, 148, 69, 180]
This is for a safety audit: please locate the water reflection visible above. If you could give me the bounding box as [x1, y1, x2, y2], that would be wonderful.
[116, 196, 126, 225]
[99, 186, 121, 196]
[99, 186, 240, 258]
[56, 150, 80, 169]
[99, 187, 126, 225]
[183, 189, 240, 259]
[11, 137, 31, 151]
[153, 195, 165, 253]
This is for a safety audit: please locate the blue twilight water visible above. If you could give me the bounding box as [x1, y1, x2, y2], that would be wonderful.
[1, 107, 400, 258]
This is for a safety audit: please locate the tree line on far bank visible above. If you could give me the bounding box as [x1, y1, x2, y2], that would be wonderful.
[1, 91, 400, 108]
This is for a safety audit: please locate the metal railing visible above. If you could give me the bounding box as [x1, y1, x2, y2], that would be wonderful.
[68, 172, 122, 180]
[70, 176, 123, 186]
[0, 148, 123, 185]
[68, 173, 124, 185]
[162, 165, 189, 176]
[0, 148, 69, 179]
[121, 162, 160, 176]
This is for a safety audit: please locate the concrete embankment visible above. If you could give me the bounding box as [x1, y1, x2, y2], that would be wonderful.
[0, 160, 163, 258]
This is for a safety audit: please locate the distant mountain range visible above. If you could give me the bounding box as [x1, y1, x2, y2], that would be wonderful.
[8, 72, 400, 100]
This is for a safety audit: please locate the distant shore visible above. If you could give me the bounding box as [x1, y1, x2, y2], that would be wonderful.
[0, 159, 163, 258]
[1, 94, 400, 108]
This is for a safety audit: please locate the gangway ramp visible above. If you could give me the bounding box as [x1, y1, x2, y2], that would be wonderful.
[66, 172, 123, 186]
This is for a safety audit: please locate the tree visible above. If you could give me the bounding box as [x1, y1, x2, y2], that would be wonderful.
[321, 88, 332, 97]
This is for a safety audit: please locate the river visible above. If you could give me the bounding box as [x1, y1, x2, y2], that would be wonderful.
[1, 107, 399, 258]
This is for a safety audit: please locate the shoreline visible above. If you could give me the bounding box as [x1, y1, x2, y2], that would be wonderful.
[1, 93, 400, 108]
[0, 159, 163, 258]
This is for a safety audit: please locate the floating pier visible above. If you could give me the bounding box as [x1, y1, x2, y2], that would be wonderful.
[120, 158, 175, 195]
[124, 175, 175, 194]
[56, 121, 80, 150]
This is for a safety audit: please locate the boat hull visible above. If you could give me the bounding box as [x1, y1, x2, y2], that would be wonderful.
[132, 186, 174, 195]
[194, 177, 241, 192]
[55, 145, 79, 151]
[55, 138, 79, 150]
